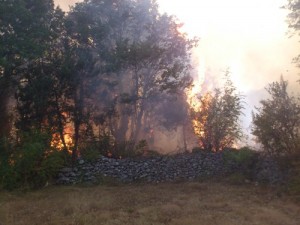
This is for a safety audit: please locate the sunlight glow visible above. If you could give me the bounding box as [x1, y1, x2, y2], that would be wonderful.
[158, 0, 287, 39]
[56, 0, 299, 145]
[157, 0, 297, 92]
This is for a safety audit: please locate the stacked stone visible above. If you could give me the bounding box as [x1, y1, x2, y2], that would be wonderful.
[56, 151, 284, 185]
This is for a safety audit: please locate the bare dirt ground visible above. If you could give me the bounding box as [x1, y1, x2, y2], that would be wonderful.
[0, 181, 299, 225]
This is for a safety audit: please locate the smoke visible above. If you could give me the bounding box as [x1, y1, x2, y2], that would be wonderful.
[158, 0, 300, 147]
[55, 0, 300, 150]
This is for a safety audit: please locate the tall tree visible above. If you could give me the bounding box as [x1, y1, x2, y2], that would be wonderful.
[285, 0, 300, 68]
[0, 0, 59, 137]
[69, 0, 196, 149]
[104, 0, 195, 144]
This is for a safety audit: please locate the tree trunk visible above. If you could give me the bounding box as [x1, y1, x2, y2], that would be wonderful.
[72, 81, 84, 162]
[0, 70, 13, 138]
[182, 123, 187, 152]
[54, 92, 68, 153]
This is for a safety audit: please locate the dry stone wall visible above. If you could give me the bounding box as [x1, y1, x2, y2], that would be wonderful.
[56, 151, 285, 185]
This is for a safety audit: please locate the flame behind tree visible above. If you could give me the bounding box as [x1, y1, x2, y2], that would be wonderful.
[191, 73, 244, 152]
[50, 112, 74, 153]
[6, 0, 197, 160]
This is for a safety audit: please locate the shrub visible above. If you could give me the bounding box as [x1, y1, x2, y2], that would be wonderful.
[0, 137, 14, 186]
[0, 131, 65, 190]
[224, 147, 256, 163]
[252, 77, 300, 157]
[80, 145, 100, 162]
[192, 74, 244, 152]
[144, 149, 161, 157]
[192, 147, 205, 153]
[286, 154, 300, 197]
[223, 147, 259, 180]
[107, 140, 148, 159]
[98, 133, 114, 155]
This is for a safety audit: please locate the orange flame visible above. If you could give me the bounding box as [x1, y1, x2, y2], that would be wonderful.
[51, 113, 74, 153]
[51, 128, 73, 153]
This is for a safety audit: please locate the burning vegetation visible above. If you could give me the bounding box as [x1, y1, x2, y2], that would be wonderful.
[0, 0, 300, 190]
[189, 73, 244, 152]
[0, 0, 254, 160]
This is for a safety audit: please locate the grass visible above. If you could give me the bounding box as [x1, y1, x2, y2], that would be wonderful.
[0, 181, 300, 225]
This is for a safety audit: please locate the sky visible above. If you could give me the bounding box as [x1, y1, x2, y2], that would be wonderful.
[156, 0, 300, 144]
[55, 0, 299, 89]
[158, 0, 299, 90]
[55, 0, 299, 145]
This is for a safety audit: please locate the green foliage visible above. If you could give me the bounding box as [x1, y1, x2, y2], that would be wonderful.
[224, 147, 257, 165]
[191, 147, 205, 153]
[0, 131, 65, 190]
[193, 73, 244, 152]
[252, 77, 300, 157]
[0, 136, 16, 190]
[80, 145, 100, 162]
[112, 141, 135, 158]
[144, 150, 162, 157]
[98, 133, 114, 153]
[0, 0, 62, 137]
[1, 0, 196, 163]
[285, 0, 300, 68]
[223, 147, 259, 180]
[135, 140, 148, 152]
[285, 154, 300, 197]
[111, 140, 146, 159]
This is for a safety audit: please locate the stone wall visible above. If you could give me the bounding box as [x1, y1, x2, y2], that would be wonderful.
[56, 151, 285, 185]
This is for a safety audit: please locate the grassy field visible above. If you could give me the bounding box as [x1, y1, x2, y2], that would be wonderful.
[0, 181, 300, 225]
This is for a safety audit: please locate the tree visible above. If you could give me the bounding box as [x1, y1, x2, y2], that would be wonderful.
[0, 0, 60, 137]
[192, 74, 244, 152]
[252, 77, 300, 156]
[4, 0, 196, 161]
[285, 0, 300, 68]
[69, 0, 196, 149]
[106, 0, 195, 145]
[13, 5, 69, 148]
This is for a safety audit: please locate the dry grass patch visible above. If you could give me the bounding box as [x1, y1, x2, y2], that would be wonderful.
[0, 181, 300, 225]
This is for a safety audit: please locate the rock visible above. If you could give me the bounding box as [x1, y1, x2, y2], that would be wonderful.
[60, 168, 73, 173]
[56, 152, 285, 185]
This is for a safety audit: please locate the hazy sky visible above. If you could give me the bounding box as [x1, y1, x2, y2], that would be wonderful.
[157, 0, 299, 143]
[55, 0, 299, 89]
[158, 0, 299, 91]
[55, 0, 299, 144]
[54, 0, 78, 11]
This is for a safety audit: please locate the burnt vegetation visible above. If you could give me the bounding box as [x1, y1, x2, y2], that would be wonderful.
[0, 0, 299, 190]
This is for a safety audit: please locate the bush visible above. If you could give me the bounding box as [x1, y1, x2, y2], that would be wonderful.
[0, 137, 14, 185]
[252, 77, 300, 157]
[192, 147, 205, 153]
[80, 145, 100, 162]
[224, 147, 256, 163]
[223, 147, 259, 180]
[143, 149, 161, 157]
[97, 133, 114, 155]
[0, 131, 66, 190]
[104, 139, 148, 159]
[286, 154, 300, 197]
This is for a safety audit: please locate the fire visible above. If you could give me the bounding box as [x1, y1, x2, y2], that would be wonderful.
[51, 113, 74, 152]
[186, 57, 206, 137]
[51, 127, 73, 152]
[190, 93, 212, 137]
